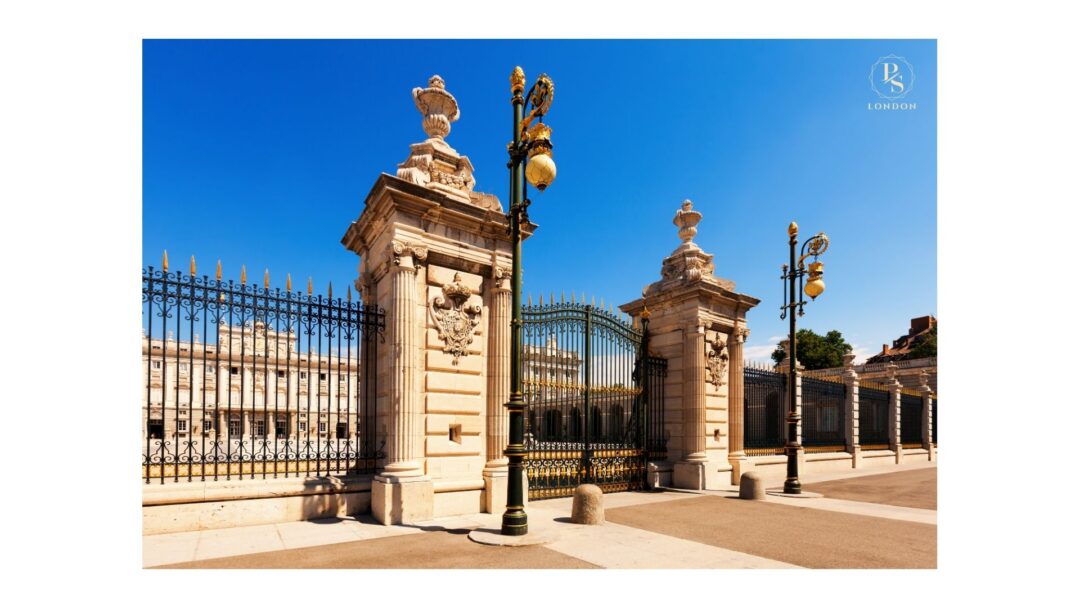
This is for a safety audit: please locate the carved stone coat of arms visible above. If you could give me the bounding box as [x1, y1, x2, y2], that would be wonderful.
[430, 273, 482, 364]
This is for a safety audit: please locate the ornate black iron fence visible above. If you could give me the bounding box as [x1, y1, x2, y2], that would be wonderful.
[744, 363, 787, 456]
[900, 389, 924, 447]
[521, 296, 665, 500]
[142, 257, 385, 484]
[801, 374, 847, 452]
[858, 381, 890, 448]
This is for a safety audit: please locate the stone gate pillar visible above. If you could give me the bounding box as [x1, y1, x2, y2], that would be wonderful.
[919, 371, 936, 462]
[620, 200, 760, 490]
[341, 75, 519, 524]
[885, 363, 903, 464]
[483, 265, 512, 512]
[843, 352, 862, 468]
[727, 325, 749, 480]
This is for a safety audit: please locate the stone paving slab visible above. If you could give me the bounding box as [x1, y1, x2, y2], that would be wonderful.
[542, 519, 799, 569]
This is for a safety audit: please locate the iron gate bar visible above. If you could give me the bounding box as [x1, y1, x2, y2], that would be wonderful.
[858, 380, 890, 449]
[900, 389, 923, 447]
[801, 374, 847, 452]
[743, 362, 787, 456]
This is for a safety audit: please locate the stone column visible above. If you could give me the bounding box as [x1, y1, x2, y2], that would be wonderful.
[727, 326, 749, 480]
[842, 352, 861, 468]
[886, 363, 903, 464]
[372, 244, 433, 524]
[674, 322, 710, 489]
[919, 371, 936, 462]
[483, 265, 511, 513]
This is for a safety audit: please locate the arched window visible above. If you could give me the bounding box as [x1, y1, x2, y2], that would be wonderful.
[611, 405, 625, 440]
[543, 410, 561, 440]
[569, 408, 583, 441]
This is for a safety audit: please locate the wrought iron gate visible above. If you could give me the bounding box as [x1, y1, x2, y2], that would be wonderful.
[521, 297, 666, 500]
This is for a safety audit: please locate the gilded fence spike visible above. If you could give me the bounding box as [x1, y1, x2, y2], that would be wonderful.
[561, 291, 566, 303]
[307, 277, 313, 296]
[347, 285, 352, 302]
[216, 260, 222, 281]
[591, 296, 596, 307]
[162, 250, 169, 272]
[550, 292, 555, 307]
[600, 297, 605, 310]
[328, 281, 333, 300]
[240, 265, 247, 284]
[286, 273, 292, 292]
[264, 269, 270, 290]
[539, 293, 545, 306]
[571, 290, 575, 304]
[190, 255, 196, 275]
[528, 294, 533, 306]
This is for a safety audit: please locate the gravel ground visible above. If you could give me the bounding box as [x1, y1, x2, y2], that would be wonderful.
[802, 467, 937, 510]
[605, 495, 936, 569]
[160, 525, 598, 569]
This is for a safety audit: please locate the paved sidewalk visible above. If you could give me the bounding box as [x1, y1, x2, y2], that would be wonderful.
[146, 462, 936, 569]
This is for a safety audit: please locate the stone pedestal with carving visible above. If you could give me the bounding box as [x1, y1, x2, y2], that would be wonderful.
[342, 76, 523, 523]
[621, 200, 760, 489]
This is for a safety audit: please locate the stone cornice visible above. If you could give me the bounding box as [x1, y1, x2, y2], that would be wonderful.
[341, 173, 535, 258]
[619, 280, 761, 320]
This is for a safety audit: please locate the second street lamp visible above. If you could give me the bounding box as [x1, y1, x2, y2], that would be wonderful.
[780, 221, 830, 494]
[502, 66, 556, 536]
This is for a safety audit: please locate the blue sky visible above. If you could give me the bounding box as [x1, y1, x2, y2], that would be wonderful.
[143, 39, 936, 363]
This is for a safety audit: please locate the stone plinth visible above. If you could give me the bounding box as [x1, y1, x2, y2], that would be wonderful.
[371, 475, 435, 525]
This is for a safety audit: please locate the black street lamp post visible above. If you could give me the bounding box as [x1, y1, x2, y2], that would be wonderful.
[780, 221, 829, 494]
[502, 66, 557, 536]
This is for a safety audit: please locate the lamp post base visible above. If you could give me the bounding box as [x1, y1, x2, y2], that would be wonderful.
[501, 511, 528, 536]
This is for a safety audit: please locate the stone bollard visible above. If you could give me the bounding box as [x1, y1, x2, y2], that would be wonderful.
[739, 472, 765, 500]
[571, 484, 605, 524]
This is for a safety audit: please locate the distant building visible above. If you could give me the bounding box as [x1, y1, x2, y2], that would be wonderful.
[808, 316, 937, 392]
[866, 315, 936, 364]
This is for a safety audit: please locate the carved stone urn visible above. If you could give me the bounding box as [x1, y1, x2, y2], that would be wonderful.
[412, 75, 460, 140]
[673, 199, 703, 250]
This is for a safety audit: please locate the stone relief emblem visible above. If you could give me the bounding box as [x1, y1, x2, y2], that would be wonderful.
[430, 273, 482, 364]
[705, 332, 729, 389]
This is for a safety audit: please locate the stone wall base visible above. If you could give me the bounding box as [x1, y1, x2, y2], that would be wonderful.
[673, 460, 728, 490]
[647, 461, 673, 489]
[142, 475, 373, 535]
[371, 475, 434, 525]
[728, 455, 752, 485]
[482, 470, 507, 514]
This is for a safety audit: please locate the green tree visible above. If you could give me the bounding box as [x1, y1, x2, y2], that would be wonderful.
[907, 324, 937, 359]
[771, 328, 853, 370]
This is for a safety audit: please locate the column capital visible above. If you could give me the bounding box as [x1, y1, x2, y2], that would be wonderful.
[491, 265, 512, 293]
[390, 241, 428, 271]
[732, 326, 750, 343]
